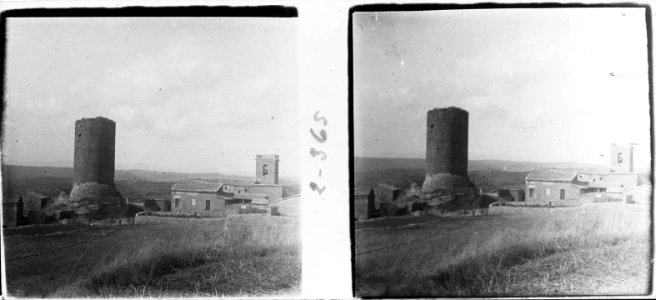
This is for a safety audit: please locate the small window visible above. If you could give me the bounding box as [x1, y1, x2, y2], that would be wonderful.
[206, 200, 210, 211]
[263, 164, 269, 175]
[529, 188, 534, 198]
[192, 198, 197, 206]
[560, 189, 565, 200]
[546, 188, 551, 196]
[175, 198, 180, 208]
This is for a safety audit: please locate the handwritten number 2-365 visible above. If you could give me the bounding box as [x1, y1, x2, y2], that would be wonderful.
[310, 111, 327, 195]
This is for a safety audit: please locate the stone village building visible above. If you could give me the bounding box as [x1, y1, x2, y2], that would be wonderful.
[354, 187, 375, 220]
[526, 144, 647, 204]
[525, 169, 586, 203]
[170, 154, 284, 215]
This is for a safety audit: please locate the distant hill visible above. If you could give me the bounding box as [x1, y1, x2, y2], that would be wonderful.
[0, 165, 251, 182]
[353, 157, 617, 192]
[1, 165, 300, 200]
[354, 157, 608, 173]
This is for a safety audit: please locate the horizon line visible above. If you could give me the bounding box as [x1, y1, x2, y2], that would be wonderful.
[0, 163, 301, 179]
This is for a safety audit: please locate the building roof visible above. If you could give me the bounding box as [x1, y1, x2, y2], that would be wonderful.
[171, 179, 222, 193]
[526, 169, 578, 182]
[354, 187, 372, 196]
[206, 178, 254, 186]
[233, 193, 268, 201]
[20, 192, 49, 199]
[374, 183, 401, 191]
[256, 154, 279, 160]
[251, 198, 270, 205]
[624, 183, 652, 193]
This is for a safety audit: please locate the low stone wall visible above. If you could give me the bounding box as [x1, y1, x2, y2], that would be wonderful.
[135, 213, 298, 226]
[488, 205, 580, 216]
[135, 214, 228, 225]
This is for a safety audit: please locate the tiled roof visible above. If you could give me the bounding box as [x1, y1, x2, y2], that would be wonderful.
[526, 169, 577, 182]
[215, 178, 254, 186]
[251, 198, 270, 205]
[234, 193, 268, 200]
[171, 179, 222, 193]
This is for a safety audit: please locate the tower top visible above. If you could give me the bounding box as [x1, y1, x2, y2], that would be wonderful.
[427, 106, 468, 115]
[256, 154, 279, 160]
[76, 116, 115, 124]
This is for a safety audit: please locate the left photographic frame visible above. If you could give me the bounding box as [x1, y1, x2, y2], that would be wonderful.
[1, 6, 302, 298]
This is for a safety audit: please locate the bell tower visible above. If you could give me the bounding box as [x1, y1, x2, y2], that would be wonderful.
[610, 143, 634, 173]
[255, 154, 279, 185]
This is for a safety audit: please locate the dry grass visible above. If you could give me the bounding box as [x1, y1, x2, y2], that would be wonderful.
[355, 203, 652, 297]
[4, 215, 300, 297]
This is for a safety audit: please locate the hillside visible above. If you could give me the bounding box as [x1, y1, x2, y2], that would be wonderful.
[0, 165, 250, 182]
[353, 157, 620, 191]
[1, 165, 300, 200]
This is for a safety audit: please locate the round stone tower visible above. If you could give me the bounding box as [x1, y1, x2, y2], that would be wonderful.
[422, 107, 474, 192]
[73, 117, 116, 186]
[69, 117, 122, 207]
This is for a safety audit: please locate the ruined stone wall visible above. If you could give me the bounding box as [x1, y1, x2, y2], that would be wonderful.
[73, 117, 116, 186]
[426, 107, 468, 177]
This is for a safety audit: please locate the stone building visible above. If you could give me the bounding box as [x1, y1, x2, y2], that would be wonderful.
[171, 179, 269, 215]
[2, 192, 51, 226]
[170, 154, 285, 215]
[373, 184, 401, 204]
[171, 180, 233, 215]
[69, 117, 123, 208]
[2, 197, 19, 227]
[354, 187, 375, 220]
[525, 169, 583, 203]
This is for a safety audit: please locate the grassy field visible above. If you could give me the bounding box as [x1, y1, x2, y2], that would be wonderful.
[355, 203, 652, 297]
[4, 215, 300, 297]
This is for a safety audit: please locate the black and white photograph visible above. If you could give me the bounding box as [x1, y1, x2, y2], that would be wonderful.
[352, 6, 652, 297]
[1, 8, 301, 297]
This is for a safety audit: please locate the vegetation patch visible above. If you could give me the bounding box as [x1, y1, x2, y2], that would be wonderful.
[355, 205, 651, 297]
[5, 216, 300, 297]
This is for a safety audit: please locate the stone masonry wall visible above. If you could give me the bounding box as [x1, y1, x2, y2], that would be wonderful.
[426, 107, 469, 177]
[73, 117, 116, 186]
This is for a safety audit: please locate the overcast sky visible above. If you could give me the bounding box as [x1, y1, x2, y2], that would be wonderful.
[354, 8, 650, 168]
[3, 17, 299, 177]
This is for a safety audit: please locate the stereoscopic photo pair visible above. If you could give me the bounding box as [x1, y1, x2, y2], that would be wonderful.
[1, 3, 653, 299]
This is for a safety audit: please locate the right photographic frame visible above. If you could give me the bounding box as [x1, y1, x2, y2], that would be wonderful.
[350, 4, 653, 298]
